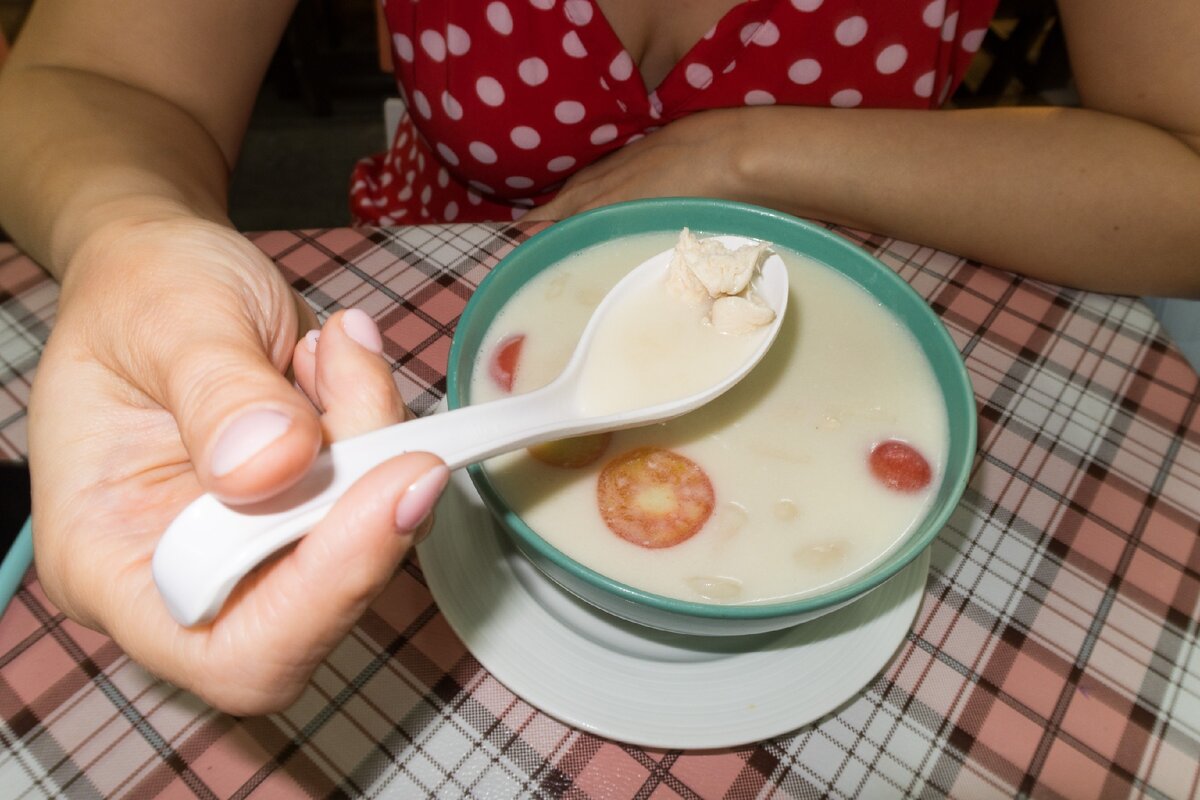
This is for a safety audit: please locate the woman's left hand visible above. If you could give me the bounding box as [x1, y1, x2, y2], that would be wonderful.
[525, 108, 756, 221]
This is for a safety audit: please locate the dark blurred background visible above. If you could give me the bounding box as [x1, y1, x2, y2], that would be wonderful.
[0, 0, 1076, 555]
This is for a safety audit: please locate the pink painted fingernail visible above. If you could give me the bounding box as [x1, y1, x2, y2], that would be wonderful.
[210, 410, 292, 477]
[303, 330, 320, 353]
[395, 465, 450, 533]
[341, 308, 383, 353]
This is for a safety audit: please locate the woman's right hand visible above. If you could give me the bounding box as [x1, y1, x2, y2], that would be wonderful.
[27, 217, 446, 715]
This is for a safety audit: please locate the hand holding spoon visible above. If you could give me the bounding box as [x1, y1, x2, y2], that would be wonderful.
[153, 236, 789, 626]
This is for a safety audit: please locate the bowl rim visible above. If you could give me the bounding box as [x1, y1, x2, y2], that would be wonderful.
[447, 197, 977, 620]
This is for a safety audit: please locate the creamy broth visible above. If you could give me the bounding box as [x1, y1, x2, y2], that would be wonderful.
[470, 232, 947, 604]
[576, 260, 771, 416]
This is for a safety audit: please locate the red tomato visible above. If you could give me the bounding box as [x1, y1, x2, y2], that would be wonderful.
[868, 440, 933, 492]
[488, 334, 525, 392]
[528, 433, 612, 468]
[597, 447, 715, 549]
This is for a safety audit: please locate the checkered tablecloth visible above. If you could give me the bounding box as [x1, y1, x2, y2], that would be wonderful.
[1, 223, 1197, 799]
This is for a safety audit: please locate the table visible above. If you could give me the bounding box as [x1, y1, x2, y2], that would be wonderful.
[1, 223, 1197, 799]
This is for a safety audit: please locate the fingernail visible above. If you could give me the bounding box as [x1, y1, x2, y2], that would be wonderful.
[210, 410, 292, 477]
[395, 464, 450, 533]
[342, 308, 383, 354]
[303, 330, 320, 353]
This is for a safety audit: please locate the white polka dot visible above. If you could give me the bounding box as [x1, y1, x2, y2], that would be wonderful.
[396, 131, 409, 148]
[961, 28, 987, 52]
[529, 0, 555, 9]
[562, 31, 587, 58]
[420, 29, 446, 61]
[444, 201, 459, 221]
[703, 25, 717, 40]
[548, 155, 576, 172]
[417, 153, 426, 170]
[512, 207, 528, 221]
[518, 57, 549, 86]
[791, 0, 822, 10]
[739, 22, 762, 45]
[830, 88, 863, 107]
[469, 180, 494, 194]
[398, 185, 413, 201]
[437, 168, 450, 187]
[447, 24, 471, 55]
[405, 170, 415, 184]
[788, 58, 822, 84]
[476, 76, 506, 106]
[420, 207, 429, 218]
[913, 70, 935, 98]
[748, 20, 780, 46]
[413, 90, 432, 119]
[511, 126, 541, 149]
[626, 133, 645, 145]
[835, 16, 868, 46]
[599, 76, 609, 91]
[420, 186, 432, 205]
[590, 124, 618, 145]
[379, 172, 392, 187]
[609, 51, 634, 81]
[745, 90, 776, 105]
[941, 11, 959, 42]
[723, 60, 737, 74]
[392, 33, 414, 62]
[649, 92, 663, 116]
[435, 144, 459, 166]
[441, 91, 463, 120]
[922, 0, 945, 27]
[507, 176, 535, 189]
[564, 0, 592, 25]
[469, 141, 498, 164]
[487, 2, 513, 35]
[617, 99, 628, 112]
[555, 100, 585, 124]
[378, 215, 394, 226]
[467, 190, 483, 205]
[685, 63, 714, 89]
[875, 44, 908, 74]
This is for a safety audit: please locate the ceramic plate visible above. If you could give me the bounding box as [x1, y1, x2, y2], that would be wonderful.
[418, 468, 929, 749]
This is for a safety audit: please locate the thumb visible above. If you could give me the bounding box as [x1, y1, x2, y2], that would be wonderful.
[162, 324, 323, 504]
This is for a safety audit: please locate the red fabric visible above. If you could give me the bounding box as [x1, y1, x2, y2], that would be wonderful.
[351, 0, 998, 224]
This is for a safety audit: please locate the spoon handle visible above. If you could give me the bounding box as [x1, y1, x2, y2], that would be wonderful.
[152, 391, 565, 627]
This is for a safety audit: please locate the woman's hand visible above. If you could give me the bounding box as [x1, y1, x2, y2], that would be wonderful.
[29, 218, 446, 715]
[526, 109, 756, 222]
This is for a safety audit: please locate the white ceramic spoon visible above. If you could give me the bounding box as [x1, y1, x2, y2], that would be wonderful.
[152, 236, 789, 626]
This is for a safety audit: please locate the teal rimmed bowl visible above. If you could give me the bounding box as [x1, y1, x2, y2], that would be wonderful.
[446, 198, 976, 636]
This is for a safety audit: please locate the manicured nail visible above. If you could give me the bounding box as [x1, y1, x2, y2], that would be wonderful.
[342, 308, 383, 353]
[210, 410, 292, 477]
[303, 330, 320, 353]
[395, 465, 450, 533]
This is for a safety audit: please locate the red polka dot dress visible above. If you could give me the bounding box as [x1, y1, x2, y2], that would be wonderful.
[351, 0, 998, 225]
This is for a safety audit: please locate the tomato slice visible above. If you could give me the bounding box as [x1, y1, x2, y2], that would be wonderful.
[597, 447, 715, 548]
[868, 440, 933, 492]
[488, 334, 525, 392]
[528, 433, 612, 468]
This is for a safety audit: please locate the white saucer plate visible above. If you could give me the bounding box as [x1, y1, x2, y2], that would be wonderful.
[417, 468, 929, 750]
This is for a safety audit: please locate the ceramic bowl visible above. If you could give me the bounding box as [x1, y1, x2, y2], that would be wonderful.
[446, 198, 975, 636]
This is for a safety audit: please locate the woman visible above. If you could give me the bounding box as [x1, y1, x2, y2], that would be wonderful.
[0, 0, 1195, 714]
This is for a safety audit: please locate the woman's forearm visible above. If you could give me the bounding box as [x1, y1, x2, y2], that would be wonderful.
[0, 64, 233, 278]
[738, 105, 1200, 297]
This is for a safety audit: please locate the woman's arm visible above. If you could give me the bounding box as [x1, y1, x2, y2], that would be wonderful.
[0, 0, 297, 273]
[532, 0, 1200, 297]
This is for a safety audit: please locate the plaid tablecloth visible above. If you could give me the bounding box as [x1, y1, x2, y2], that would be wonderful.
[1, 223, 1197, 799]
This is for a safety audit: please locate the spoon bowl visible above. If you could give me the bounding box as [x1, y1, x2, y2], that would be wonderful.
[153, 236, 788, 626]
